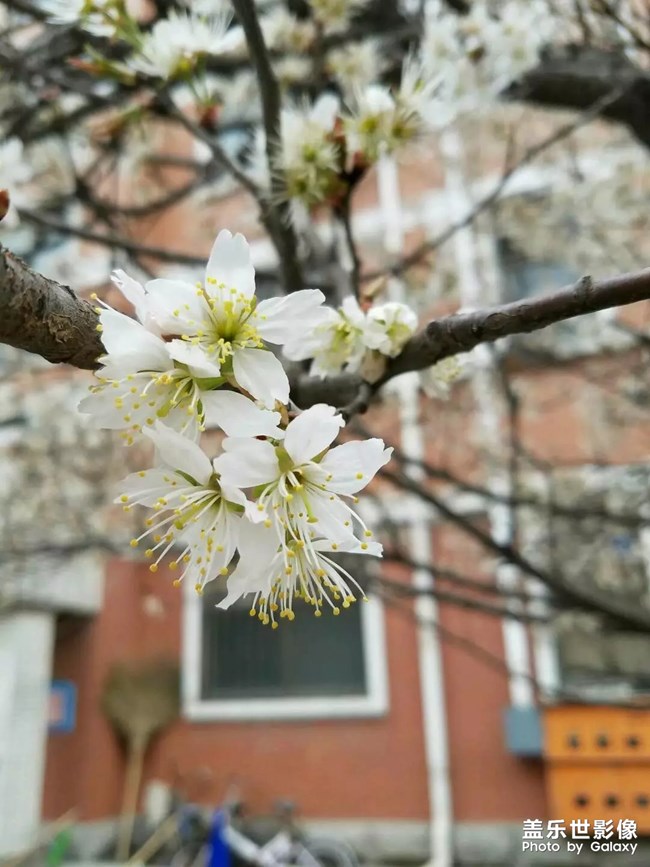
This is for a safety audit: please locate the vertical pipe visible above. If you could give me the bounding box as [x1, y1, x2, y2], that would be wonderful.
[377, 154, 453, 867]
[438, 128, 535, 708]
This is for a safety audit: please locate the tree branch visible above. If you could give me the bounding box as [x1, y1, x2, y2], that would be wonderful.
[294, 269, 650, 408]
[231, 0, 304, 293]
[511, 45, 650, 149]
[1, 245, 648, 397]
[0, 245, 103, 368]
[380, 466, 650, 633]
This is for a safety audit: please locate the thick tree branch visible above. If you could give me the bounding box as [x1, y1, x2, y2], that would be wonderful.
[511, 45, 650, 149]
[1, 246, 649, 388]
[0, 245, 103, 368]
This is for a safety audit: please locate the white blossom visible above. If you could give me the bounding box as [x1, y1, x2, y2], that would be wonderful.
[251, 94, 342, 206]
[364, 301, 418, 357]
[117, 422, 263, 592]
[214, 404, 392, 620]
[219, 521, 380, 623]
[391, 55, 445, 141]
[129, 10, 232, 79]
[134, 230, 327, 408]
[307, 0, 371, 33]
[421, 4, 465, 73]
[420, 356, 464, 400]
[79, 253, 286, 444]
[326, 41, 383, 96]
[344, 85, 397, 163]
[40, 0, 116, 36]
[261, 7, 316, 52]
[479, 1, 556, 88]
[283, 296, 367, 377]
[273, 57, 315, 89]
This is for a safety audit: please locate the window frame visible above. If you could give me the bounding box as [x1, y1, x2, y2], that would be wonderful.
[182, 580, 390, 722]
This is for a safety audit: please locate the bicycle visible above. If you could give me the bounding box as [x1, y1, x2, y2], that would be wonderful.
[170, 798, 359, 867]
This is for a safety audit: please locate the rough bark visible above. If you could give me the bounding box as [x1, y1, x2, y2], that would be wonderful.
[0, 245, 103, 368]
[1, 245, 649, 404]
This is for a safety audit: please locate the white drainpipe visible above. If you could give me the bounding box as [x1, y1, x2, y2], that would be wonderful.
[377, 154, 453, 867]
[437, 129, 535, 709]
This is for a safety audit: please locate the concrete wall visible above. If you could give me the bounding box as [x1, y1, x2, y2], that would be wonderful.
[0, 610, 55, 856]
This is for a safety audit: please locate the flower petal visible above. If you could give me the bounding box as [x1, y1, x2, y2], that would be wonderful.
[221, 482, 267, 523]
[232, 348, 289, 408]
[283, 404, 344, 465]
[319, 438, 393, 493]
[213, 438, 279, 488]
[99, 307, 169, 366]
[217, 520, 278, 609]
[201, 390, 281, 437]
[205, 230, 255, 299]
[313, 537, 383, 557]
[97, 351, 165, 381]
[144, 278, 208, 335]
[112, 269, 148, 325]
[256, 289, 326, 344]
[305, 489, 357, 542]
[167, 339, 222, 378]
[114, 468, 174, 506]
[145, 421, 212, 485]
[341, 295, 366, 326]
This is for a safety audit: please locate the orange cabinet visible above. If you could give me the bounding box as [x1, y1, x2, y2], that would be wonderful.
[544, 705, 650, 832]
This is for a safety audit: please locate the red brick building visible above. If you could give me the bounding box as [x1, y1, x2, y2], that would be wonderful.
[1, 115, 649, 865]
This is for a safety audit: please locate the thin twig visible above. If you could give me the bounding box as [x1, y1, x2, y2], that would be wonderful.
[231, 0, 304, 293]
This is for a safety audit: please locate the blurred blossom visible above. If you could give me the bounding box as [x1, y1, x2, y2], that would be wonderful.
[41, 0, 117, 36]
[364, 301, 418, 358]
[251, 94, 343, 207]
[306, 0, 372, 33]
[261, 7, 316, 52]
[128, 10, 233, 79]
[326, 41, 383, 96]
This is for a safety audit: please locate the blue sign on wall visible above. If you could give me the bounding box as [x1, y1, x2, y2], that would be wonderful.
[49, 680, 77, 733]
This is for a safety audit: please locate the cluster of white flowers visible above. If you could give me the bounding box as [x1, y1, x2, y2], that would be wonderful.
[284, 296, 418, 378]
[326, 42, 383, 97]
[307, 0, 371, 33]
[38, 0, 563, 204]
[266, 95, 343, 207]
[80, 230, 395, 623]
[251, 77, 442, 208]
[421, 0, 557, 116]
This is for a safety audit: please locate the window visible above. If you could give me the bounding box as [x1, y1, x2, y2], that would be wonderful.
[490, 173, 640, 360]
[521, 464, 650, 700]
[201, 599, 366, 700]
[183, 567, 389, 721]
[497, 239, 580, 306]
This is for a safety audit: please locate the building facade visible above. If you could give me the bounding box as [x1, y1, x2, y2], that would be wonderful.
[1, 111, 649, 866]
